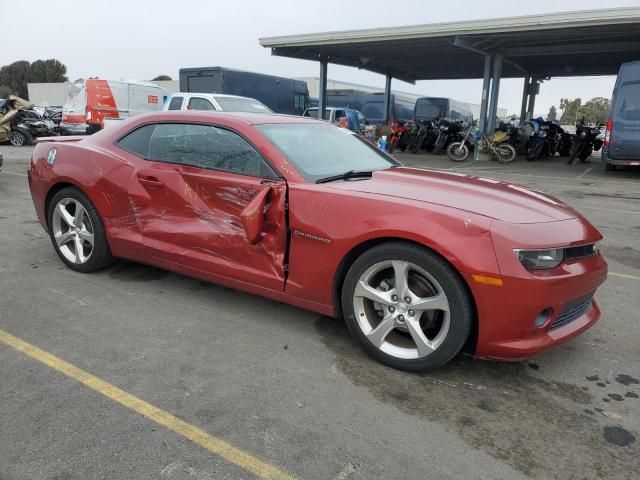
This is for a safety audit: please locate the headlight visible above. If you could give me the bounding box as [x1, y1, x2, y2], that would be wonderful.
[514, 248, 564, 270]
[579, 131, 587, 138]
[539, 130, 547, 138]
[440, 125, 448, 131]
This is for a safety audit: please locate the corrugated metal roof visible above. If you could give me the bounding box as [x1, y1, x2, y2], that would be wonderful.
[259, 8, 640, 81]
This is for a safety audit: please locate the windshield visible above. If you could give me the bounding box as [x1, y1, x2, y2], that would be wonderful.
[257, 123, 397, 182]
[214, 96, 272, 113]
[63, 84, 86, 111]
[415, 99, 447, 120]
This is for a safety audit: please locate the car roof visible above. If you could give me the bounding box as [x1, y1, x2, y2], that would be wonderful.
[171, 92, 260, 101]
[122, 110, 325, 126]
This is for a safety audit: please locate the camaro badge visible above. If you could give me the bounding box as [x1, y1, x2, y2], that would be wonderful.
[293, 230, 331, 244]
[47, 148, 57, 165]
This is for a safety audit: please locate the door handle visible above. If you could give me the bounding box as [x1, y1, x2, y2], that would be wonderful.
[137, 174, 163, 188]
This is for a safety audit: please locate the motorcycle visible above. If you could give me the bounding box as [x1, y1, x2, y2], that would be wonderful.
[558, 132, 574, 157]
[567, 122, 603, 164]
[433, 119, 465, 154]
[447, 125, 516, 163]
[0, 96, 55, 146]
[406, 119, 437, 154]
[387, 120, 412, 153]
[525, 119, 565, 161]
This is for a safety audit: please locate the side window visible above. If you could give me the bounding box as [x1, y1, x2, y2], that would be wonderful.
[167, 96, 183, 110]
[117, 124, 156, 157]
[294, 94, 307, 114]
[187, 97, 216, 111]
[357, 112, 368, 128]
[147, 123, 277, 177]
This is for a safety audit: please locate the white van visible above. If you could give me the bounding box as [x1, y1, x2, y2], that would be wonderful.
[61, 79, 169, 135]
[164, 93, 272, 113]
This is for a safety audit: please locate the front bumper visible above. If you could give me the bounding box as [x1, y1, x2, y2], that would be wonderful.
[470, 218, 607, 360]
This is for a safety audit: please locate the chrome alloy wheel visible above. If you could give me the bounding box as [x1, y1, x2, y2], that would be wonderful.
[51, 198, 95, 264]
[353, 260, 450, 360]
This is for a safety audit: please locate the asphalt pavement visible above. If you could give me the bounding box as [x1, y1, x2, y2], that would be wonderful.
[1, 145, 639, 480]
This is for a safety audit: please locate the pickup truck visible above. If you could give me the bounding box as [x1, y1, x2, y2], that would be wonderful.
[164, 93, 272, 113]
[303, 107, 375, 138]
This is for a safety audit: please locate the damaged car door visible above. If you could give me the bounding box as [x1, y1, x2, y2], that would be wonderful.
[119, 122, 287, 291]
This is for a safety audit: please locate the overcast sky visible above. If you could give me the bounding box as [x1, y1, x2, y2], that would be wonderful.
[7, 0, 639, 116]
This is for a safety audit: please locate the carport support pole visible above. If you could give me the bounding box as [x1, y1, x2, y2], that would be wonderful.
[477, 55, 492, 136]
[383, 74, 392, 125]
[520, 75, 530, 124]
[318, 56, 328, 120]
[486, 53, 503, 134]
[526, 76, 537, 120]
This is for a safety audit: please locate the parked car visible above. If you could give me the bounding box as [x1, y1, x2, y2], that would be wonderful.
[179, 67, 309, 115]
[28, 112, 607, 372]
[164, 93, 272, 113]
[302, 107, 373, 135]
[0, 96, 56, 146]
[61, 79, 169, 135]
[602, 60, 640, 170]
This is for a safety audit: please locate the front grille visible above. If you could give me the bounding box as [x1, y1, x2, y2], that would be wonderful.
[564, 243, 598, 261]
[550, 292, 595, 330]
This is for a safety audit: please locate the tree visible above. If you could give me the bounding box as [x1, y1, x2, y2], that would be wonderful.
[151, 74, 172, 81]
[579, 97, 610, 124]
[559, 98, 582, 124]
[0, 59, 68, 99]
[0, 61, 31, 98]
[29, 59, 68, 83]
[547, 105, 557, 121]
[0, 85, 13, 98]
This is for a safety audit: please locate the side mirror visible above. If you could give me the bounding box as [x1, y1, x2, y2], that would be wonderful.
[240, 186, 271, 244]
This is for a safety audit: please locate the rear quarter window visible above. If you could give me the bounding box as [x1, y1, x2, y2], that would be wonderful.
[116, 124, 156, 157]
[614, 81, 640, 121]
[167, 96, 183, 110]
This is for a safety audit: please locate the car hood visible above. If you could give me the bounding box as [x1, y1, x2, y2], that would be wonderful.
[328, 167, 580, 224]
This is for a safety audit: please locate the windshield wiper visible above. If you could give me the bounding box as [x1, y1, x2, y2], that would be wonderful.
[315, 170, 374, 184]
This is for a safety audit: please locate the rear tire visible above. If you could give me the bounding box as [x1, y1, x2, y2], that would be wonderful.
[47, 187, 113, 273]
[341, 242, 473, 372]
[495, 143, 516, 164]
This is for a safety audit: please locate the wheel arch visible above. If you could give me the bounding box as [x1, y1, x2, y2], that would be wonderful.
[331, 236, 478, 353]
[44, 181, 91, 227]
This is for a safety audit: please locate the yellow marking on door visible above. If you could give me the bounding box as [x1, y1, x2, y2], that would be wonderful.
[0, 328, 295, 480]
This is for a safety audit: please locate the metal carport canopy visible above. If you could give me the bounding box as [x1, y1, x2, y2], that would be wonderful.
[259, 8, 640, 83]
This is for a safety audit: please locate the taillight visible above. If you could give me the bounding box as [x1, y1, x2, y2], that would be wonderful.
[604, 118, 612, 147]
[85, 105, 92, 122]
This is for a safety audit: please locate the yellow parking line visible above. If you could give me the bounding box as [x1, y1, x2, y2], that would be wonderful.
[609, 272, 640, 281]
[0, 328, 295, 480]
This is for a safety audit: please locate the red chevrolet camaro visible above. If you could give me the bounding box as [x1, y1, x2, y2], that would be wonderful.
[28, 111, 608, 371]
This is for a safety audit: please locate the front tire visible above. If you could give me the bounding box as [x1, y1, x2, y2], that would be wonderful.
[447, 142, 469, 162]
[10, 128, 33, 146]
[47, 187, 113, 273]
[341, 242, 473, 372]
